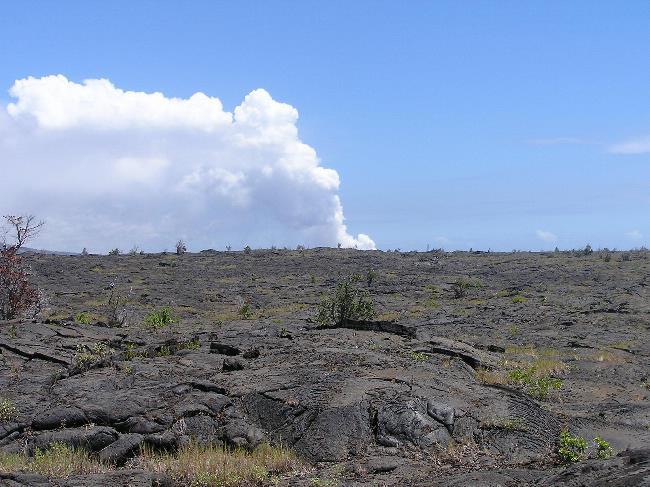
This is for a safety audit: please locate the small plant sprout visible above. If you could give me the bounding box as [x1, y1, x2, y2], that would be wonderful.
[238, 298, 253, 319]
[144, 306, 178, 329]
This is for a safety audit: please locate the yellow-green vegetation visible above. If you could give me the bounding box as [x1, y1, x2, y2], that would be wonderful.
[593, 436, 613, 459]
[511, 294, 527, 304]
[123, 343, 139, 361]
[74, 343, 111, 371]
[0, 442, 107, 477]
[0, 442, 302, 484]
[557, 430, 587, 464]
[180, 338, 201, 350]
[409, 351, 429, 362]
[0, 398, 18, 422]
[74, 312, 94, 324]
[45, 310, 71, 321]
[477, 346, 567, 399]
[238, 301, 253, 320]
[156, 345, 172, 357]
[144, 306, 178, 328]
[507, 367, 562, 399]
[139, 442, 302, 486]
[507, 325, 520, 337]
[475, 368, 507, 386]
[424, 285, 440, 308]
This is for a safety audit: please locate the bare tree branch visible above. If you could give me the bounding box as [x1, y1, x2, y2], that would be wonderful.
[2, 215, 45, 252]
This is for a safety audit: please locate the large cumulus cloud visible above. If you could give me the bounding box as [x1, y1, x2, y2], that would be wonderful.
[0, 75, 375, 251]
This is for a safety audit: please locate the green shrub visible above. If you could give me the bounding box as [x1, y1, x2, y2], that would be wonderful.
[316, 275, 375, 327]
[144, 306, 178, 328]
[238, 301, 253, 320]
[108, 248, 120, 256]
[451, 278, 483, 299]
[594, 436, 613, 459]
[557, 430, 587, 463]
[511, 294, 527, 304]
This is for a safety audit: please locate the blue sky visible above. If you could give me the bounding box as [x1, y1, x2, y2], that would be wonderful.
[1, 1, 649, 251]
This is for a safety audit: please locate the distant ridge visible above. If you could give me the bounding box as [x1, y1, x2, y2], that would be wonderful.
[18, 247, 80, 256]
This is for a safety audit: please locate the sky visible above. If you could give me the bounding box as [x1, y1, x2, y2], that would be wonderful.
[0, 1, 648, 252]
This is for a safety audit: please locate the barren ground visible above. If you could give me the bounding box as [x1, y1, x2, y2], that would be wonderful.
[1, 249, 649, 486]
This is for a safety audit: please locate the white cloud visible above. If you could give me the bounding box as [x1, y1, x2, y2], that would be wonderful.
[0, 75, 375, 251]
[609, 136, 650, 154]
[536, 230, 557, 243]
[625, 229, 643, 239]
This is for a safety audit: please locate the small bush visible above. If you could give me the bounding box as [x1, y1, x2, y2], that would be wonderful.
[557, 430, 587, 464]
[144, 306, 178, 329]
[451, 278, 482, 299]
[583, 244, 593, 256]
[0, 398, 17, 422]
[243, 245, 252, 254]
[622, 253, 631, 262]
[316, 275, 376, 327]
[238, 300, 253, 320]
[73, 343, 111, 371]
[104, 281, 130, 327]
[593, 436, 613, 459]
[108, 248, 120, 256]
[511, 294, 527, 304]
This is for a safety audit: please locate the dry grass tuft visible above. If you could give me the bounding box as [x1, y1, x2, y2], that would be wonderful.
[475, 368, 508, 385]
[138, 442, 302, 486]
[0, 442, 107, 477]
[592, 350, 627, 364]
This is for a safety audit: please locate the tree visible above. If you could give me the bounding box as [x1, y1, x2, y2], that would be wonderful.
[2, 215, 44, 252]
[0, 215, 45, 320]
[175, 239, 187, 255]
